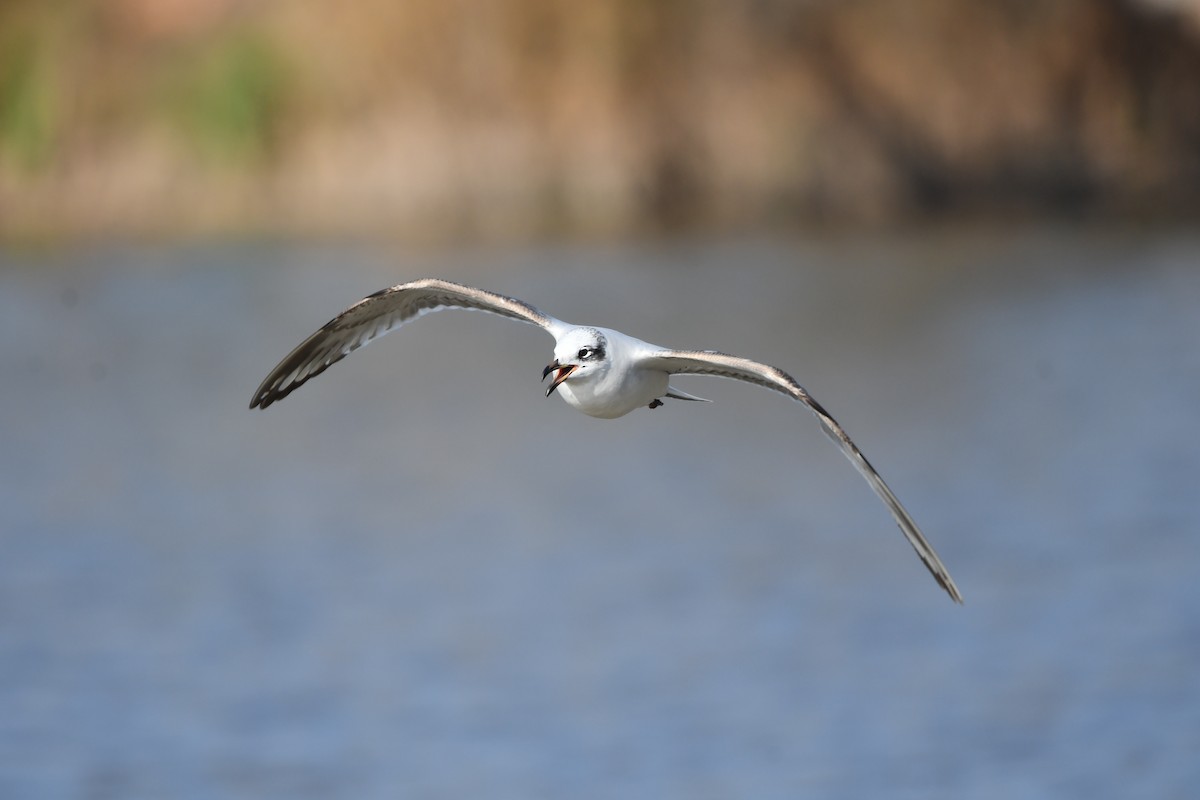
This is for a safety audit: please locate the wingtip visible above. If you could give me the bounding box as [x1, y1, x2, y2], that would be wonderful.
[939, 575, 965, 605]
[248, 390, 275, 410]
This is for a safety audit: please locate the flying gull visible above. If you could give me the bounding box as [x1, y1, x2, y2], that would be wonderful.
[250, 278, 962, 603]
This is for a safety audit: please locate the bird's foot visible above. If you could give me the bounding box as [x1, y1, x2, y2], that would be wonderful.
[648, 399, 663, 409]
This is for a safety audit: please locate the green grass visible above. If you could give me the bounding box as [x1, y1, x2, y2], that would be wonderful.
[161, 33, 290, 165]
[0, 37, 57, 170]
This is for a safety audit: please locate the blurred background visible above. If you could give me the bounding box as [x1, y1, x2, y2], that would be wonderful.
[3, 0, 1200, 237]
[2, 1, 1199, 798]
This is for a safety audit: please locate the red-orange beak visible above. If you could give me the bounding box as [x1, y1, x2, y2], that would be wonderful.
[542, 360, 577, 396]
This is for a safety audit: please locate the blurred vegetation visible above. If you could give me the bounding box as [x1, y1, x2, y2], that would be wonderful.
[0, 9, 65, 173]
[157, 33, 288, 164]
[0, 37, 57, 170]
[1, 0, 1198, 239]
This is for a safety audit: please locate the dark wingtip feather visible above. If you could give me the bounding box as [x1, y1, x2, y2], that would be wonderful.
[941, 576, 964, 604]
[927, 560, 964, 604]
[249, 391, 277, 410]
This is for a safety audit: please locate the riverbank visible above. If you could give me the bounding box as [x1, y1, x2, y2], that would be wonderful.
[3, 0, 1199, 239]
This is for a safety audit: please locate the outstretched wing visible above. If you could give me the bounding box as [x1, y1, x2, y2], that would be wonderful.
[644, 349, 963, 604]
[251, 278, 570, 409]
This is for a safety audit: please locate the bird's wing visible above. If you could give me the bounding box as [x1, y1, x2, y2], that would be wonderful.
[251, 278, 570, 409]
[643, 349, 962, 603]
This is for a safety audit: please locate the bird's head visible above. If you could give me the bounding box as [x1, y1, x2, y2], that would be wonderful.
[543, 328, 608, 396]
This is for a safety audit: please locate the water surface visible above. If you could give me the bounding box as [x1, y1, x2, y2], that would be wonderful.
[1, 231, 1197, 798]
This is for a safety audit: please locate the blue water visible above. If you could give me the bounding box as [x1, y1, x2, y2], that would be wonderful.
[1, 230, 1197, 798]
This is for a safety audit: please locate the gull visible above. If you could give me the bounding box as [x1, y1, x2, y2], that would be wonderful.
[250, 278, 962, 603]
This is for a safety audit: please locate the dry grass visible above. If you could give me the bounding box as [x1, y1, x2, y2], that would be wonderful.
[2, 0, 1199, 238]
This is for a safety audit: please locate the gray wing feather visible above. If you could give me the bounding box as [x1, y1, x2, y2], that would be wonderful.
[645, 349, 963, 604]
[250, 278, 568, 409]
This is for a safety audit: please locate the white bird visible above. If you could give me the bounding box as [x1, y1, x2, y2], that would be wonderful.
[251, 278, 962, 603]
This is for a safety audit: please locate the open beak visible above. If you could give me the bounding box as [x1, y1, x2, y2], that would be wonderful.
[542, 360, 577, 396]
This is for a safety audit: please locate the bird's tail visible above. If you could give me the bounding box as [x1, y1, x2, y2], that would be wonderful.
[665, 387, 711, 402]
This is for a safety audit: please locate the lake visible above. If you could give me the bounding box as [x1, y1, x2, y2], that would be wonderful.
[1, 229, 1197, 798]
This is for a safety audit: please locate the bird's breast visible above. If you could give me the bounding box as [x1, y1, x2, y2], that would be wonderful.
[557, 367, 668, 419]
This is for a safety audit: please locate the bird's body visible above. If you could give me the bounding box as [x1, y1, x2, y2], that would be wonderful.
[551, 327, 670, 418]
[251, 278, 963, 603]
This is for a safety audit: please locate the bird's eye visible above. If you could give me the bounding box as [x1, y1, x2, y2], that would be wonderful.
[577, 347, 593, 359]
